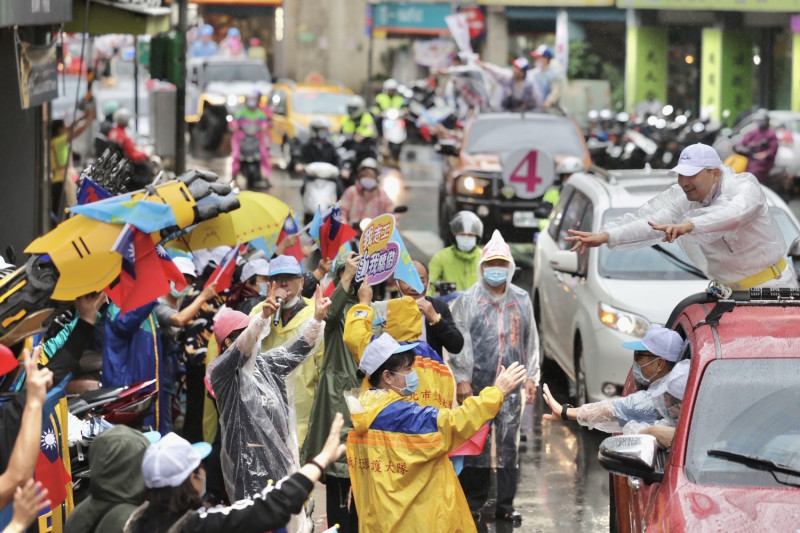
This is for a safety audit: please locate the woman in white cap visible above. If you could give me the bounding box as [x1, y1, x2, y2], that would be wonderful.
[565, 143, 797, 290]
[124, 414, 346, 533]
[542, 325, 684, 433]
[638, 359, 691, 449]
[345, 332, 527, 533]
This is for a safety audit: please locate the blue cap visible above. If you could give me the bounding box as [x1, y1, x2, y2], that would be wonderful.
[199, 24, 214, 37]
[621, 326, 683, 362]
[269, 255, 302, 276]
[531, 45, 553, 59]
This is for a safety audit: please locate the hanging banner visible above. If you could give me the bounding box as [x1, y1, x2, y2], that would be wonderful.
[555, 10, 569, 74]
[412, 39, 456, 69]
[445, 13, 472, 54]
[14, 34, 58, 109]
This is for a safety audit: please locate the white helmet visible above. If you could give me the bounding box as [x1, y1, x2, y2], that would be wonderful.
[383, 78, 398, 92]
[309, 116, 331, 136]
[556, 156, 585, 175]
[347, 95, 366, 118]
[450, 210, 483, 238]
[112, 108, 131, 127]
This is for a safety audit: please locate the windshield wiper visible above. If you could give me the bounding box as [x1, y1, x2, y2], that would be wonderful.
[651, 244, 707, 279]
[708, 448, 800, 487]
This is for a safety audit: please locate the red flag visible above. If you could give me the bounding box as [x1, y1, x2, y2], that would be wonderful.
[204, 246, 239, 292]
[449, 423, 491, 456]
[277, 213, 305, 264]
[320, 207, 357, 260]
[157, 245, 187, 292]
[323, 280, 335, 298]
[106, 228, 171, 315]
[35, 424, 70, 506]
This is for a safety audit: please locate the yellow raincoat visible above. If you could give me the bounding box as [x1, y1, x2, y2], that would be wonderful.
[346, 385, 503, 532]
[344, 297, 455, 409]
[251, 298, 324, 449]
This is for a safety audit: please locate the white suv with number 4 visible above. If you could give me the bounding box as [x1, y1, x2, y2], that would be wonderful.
[532, 168, 800, 404]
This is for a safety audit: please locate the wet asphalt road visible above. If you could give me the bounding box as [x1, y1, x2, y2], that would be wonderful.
[187, 143, 612, 532]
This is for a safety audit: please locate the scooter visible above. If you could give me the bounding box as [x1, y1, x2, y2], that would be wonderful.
[380, 108, 407, 164]
[301, 162, 342, 223]
[238, 122, 264, 190]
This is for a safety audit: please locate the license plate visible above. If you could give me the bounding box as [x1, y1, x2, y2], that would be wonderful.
[513, 211, 538, 228]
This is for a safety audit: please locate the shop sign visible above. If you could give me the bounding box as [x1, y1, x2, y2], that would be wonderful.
[617, 0, 800, 11]
[14, 34, 58, 109]
[373, 2, 452, 35]
[0, 0, 72, 28]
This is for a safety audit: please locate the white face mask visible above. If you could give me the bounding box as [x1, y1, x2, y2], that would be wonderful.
[455, 235, 477, 252]
[360, 177, 378, 190]
[281, 295, 301, 309]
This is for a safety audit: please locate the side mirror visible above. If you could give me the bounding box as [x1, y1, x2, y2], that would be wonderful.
[788, 236, 800, 259]
[435, 140, 460, 156]
[393, 205, 408, 214]
[598, 434, 664, 485]
[534, 203, 553, 219]
[549, 250, 578, 275]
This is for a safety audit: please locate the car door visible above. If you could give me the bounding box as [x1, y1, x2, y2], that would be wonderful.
[544, 188, 593, 369]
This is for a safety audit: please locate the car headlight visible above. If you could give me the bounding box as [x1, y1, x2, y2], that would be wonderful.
[455, 175, 491, 196]
[597, 302, 650, 337]
[227, 95, 239, 108]
[203, 94, 226, 106]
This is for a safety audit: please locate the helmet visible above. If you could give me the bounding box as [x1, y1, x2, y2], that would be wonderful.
[245, 90, 260, 108]
[103, 100, 121, 118]
[347, 95, 366, 118]
[511, 57, 530, 72]
[309, 116, 331, 136]
[753, 108, 769, 122]
[199, 24, 214, 38]
[249, 37, 261, 47]
[357, 157, 379, 174]
[112, 108, 131, 127]
[383, 78, 398, 92]
[556, 156, 585, 175]
[227, 27, 240, 38]
[449, 210, 484, 238]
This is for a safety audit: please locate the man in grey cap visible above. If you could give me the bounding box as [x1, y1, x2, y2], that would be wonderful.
[541, 325, 684, 433]
[566, 143, 797, 290]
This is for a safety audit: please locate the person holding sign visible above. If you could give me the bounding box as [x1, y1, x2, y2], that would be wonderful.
[449, 230, 540, 526]
[565, 143, 798, 290]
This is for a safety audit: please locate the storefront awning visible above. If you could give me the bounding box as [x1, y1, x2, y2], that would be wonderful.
[66, 0, 170, 36]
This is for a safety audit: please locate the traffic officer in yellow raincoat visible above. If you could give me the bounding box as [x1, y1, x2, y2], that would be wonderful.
[345, 332, 527, 533]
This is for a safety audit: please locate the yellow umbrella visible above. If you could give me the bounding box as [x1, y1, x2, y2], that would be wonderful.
[182, 191, 292, 250]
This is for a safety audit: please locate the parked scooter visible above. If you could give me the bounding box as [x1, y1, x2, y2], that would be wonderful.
[301, 162, 343, 223]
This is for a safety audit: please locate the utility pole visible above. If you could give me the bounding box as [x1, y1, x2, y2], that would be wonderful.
[175, 0, 188, 174]
[366, 2, 374, 101]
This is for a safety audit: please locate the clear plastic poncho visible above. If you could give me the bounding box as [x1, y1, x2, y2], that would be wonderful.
[576, 376, 668, 434]
[207, 313, 324, 502]
[603, 167, 793, 287]
[449, 230, 540, 468]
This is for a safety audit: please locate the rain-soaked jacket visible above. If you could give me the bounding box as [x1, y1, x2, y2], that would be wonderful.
[344, 296, 456, 409]
[427, 245, 482, 295]
[576, 375, 668, 433]
[346, 385, 504, 533]
[603, 167, 794, 288]
[250, 298, 325, 451]
[65, 426, 150, 533]
[449, 230, 540, 469]
[207, 313, 324, 501]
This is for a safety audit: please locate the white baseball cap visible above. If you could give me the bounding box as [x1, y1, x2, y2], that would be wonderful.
[669, 143, 722, 177]
[141, 432, 212, 488]
[666, 359, 691, 400]
[358, 333, 418, 376]
[622, 326, 684, 363]
[242, 258, 269, 282]
[172, 256, 196, 278]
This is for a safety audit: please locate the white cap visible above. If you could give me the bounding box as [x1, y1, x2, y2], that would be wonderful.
[669, 143, 722, 177]
[666, 359, 691, 400]
[622, 326, 684, 362]
[241, 258, 269, 283]
[141, 432, 212, 488]
[358, 333, 418, 376]
[172, 256, 196, 278]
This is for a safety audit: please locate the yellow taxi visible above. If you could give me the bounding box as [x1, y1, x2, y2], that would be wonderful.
[268, 77, 353, 169]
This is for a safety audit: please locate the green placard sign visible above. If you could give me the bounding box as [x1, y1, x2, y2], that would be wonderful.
[625, 26, 667, 113]
[700, 29, 752, 126]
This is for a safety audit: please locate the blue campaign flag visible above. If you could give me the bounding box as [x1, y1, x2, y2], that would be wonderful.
[70, 196, 177, 233]
[390, 227, 424, 293]
[308, 207, 324, 245]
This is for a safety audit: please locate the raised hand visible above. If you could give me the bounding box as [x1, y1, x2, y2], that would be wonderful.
[541, 383, 565, 422]
[260, 281, 280, 318]
[357, 274, 373, 305]
[342, 252, 360, 281]
[564, 229, 609, 254]
[201, 281, 218, 301]
[648, 221, 693, 243]
[493, 362, 526, 396]
[313, 284, 332, 321]
[7, 480, 50, 532]
[314, 412, 347, 467]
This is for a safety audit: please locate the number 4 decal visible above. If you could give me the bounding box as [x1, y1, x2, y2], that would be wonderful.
[509, 151, 543, 193]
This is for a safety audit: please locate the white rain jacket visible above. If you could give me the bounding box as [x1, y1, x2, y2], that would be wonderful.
[603, 167, 794, 287]
[449, 230, 540, 468]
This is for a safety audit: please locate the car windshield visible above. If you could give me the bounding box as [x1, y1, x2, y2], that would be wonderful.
[292, 92, 350, 114]
[685, 359, 800, 488]
[598, 209, 703, 280]
[204, 63, 270, 85]
[464, 117, 586, 157]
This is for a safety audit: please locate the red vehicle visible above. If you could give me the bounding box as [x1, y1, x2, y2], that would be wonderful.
[601, 288, 800, 532]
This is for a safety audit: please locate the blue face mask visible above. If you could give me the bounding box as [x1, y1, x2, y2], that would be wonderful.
[258, 281, 268, 298]
[391, 369, 419, 397]
[632, 358, 658, 388]
[483, 267, 508, 287]
[170, 281, 191, 299]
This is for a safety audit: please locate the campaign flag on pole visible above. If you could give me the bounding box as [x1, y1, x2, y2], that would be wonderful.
[34, 377, 72, 509]
[308, 206, 324, 246]
[320, 206, 357, 260]
[389, 227, 424, 293]
[204, 245, 239, 292]
[277, 212, 305, 264]
[106, 227, 172, 315]
[449, 423, 491, 456]
[157, 244, 188, 292]
[70, 196, 177, 233]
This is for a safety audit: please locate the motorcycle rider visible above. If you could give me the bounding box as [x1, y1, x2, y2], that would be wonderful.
[427, 211, 484, 296]
[734, 109, 780, 193]
[189, 24, 218, 58]
[107, 108, 153, 189]
[230, 90, 272, 188]
[373, 79, 406, 136]
[339, 158, 394, 225]
[297, 116, 344, 203]
[340, 95, 378, 174]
